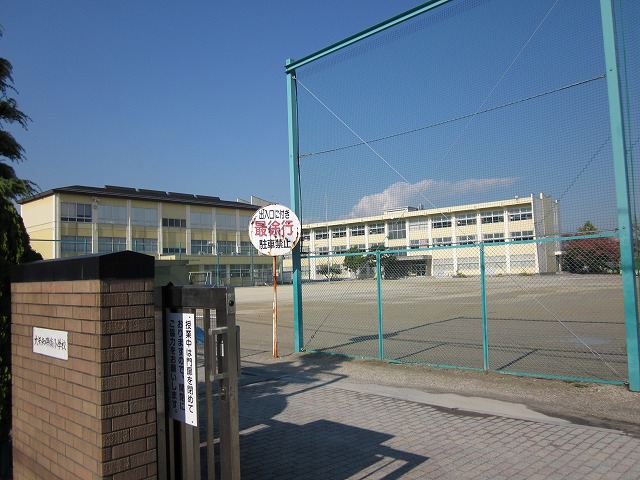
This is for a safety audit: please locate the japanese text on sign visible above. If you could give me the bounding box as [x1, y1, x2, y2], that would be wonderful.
[166, 312, 198, 426]
[249, 204, 301, 257]
[33, 327, 68, 360]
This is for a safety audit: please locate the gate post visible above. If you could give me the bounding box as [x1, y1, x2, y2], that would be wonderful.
[155, 285, 240, 480]
[11, 251, 157, 479]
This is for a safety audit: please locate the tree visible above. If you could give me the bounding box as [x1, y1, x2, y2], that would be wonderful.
[342, 246, 403, 279]
[342, 247, 370, 274]
[563, 221, 620, 274]
[0, 56, 36, 201]
[377, 246, 402, 279]
[315, 263, 342, 279]
[0, 32, 41, 447]
[577, 221, 598, 235]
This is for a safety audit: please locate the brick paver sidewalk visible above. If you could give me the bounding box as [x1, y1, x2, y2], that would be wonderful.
[236, 367, 640, 479]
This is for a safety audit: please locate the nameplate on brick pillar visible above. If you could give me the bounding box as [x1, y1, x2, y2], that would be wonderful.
[166, 312, 198, 426]
[33, 327, 68, 360]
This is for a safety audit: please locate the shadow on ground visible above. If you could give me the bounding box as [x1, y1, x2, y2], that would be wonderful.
[235, 353, 429, 479]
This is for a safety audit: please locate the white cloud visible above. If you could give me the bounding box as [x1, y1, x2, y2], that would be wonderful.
[348, 177, 518, 218]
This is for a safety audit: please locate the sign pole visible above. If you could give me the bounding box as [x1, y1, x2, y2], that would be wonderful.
[248, 204, 301, 360]
[272, 255, 278, 358]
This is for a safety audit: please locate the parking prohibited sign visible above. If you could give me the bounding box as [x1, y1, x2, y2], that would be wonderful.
[248, 204, 301, 358]
[248, 204, 301, 256]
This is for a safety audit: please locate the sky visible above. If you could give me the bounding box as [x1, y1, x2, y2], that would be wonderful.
[286, 0, 638, 232]
[3, 1, 638, 234]
[2, 0, 419, 205]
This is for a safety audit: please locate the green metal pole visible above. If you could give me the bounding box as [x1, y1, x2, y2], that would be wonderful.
[376, 250, 384, 360]
[287, 58, 304, 352]
[285, 0, 451, 73]
[600, 0, 640, 391]
[480, 243, 489, 371]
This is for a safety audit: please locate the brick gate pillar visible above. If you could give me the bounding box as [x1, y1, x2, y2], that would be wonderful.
[10, 251, 156, 480]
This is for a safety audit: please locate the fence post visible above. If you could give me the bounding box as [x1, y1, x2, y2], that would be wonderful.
[376, 250, 384, 360]
[287, 58, 304, 352]
[480, 243, 489, 371]
[600, 0, 640, 391]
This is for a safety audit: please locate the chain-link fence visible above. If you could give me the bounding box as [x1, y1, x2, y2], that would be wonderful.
[286, 0, 639, 385]
[300, 242, 626, 383]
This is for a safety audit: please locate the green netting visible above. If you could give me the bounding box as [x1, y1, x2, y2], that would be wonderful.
[295, 0, 615, 234]
[289, 0, 639, 384]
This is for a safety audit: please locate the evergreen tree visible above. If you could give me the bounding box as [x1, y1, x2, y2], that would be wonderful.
[0, 30, 41, 446]
[342, 246, 370, 274]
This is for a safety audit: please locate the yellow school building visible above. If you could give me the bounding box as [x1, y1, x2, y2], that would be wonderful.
[284, 193, 560, 280]
[18, 185, 275, 286]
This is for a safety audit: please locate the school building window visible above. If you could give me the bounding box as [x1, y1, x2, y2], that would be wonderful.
[97, 205, 126, 225]
[315, 229, 329, 240]
[350, 225, 365, 236]
[61, 235, 92, 253]
[369, 223, 385, 235]
[456, 213, 477, 226]
[191, 211, 213, 229]
[509, 207, 533, 221]
[332, 227, 347, 238]
[511, 230, 534, 241]
[163, 246, 185, 254]
[239, 214, 253, 230]
[216, 214, 236, 230]
[458, 235, 477, 245]
[230, 264, 251, 278]
[433, 237, 452, 246]
[457, 257, 479, 271]
[162, 217, 186, 228]
[239, 241, 253, 255]
[192, 239, 213, 254]
[409, 219, 429, 232]
[61, 202, 92, 223]
[432, 216, 452, 229]
[483, 232, 505, 243]
[481, 210, 504, 224]
[131, 207, 158, 226]
[98, 237, 126, 253]
[388, 221, 406, 239]
[217, 241, 236, 255]
[133, 238, 157, 253]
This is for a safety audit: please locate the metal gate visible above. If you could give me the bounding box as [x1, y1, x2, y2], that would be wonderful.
[155, 285, 241, 479]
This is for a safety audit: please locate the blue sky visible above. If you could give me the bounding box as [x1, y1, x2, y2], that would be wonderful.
[2, 0, 418, 205]
[3, 1, 637, 234]
[288, 0, 637, 232]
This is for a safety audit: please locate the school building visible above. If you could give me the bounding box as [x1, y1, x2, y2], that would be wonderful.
[285, 193, 561, 280]
[18, 185, 275, 286]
